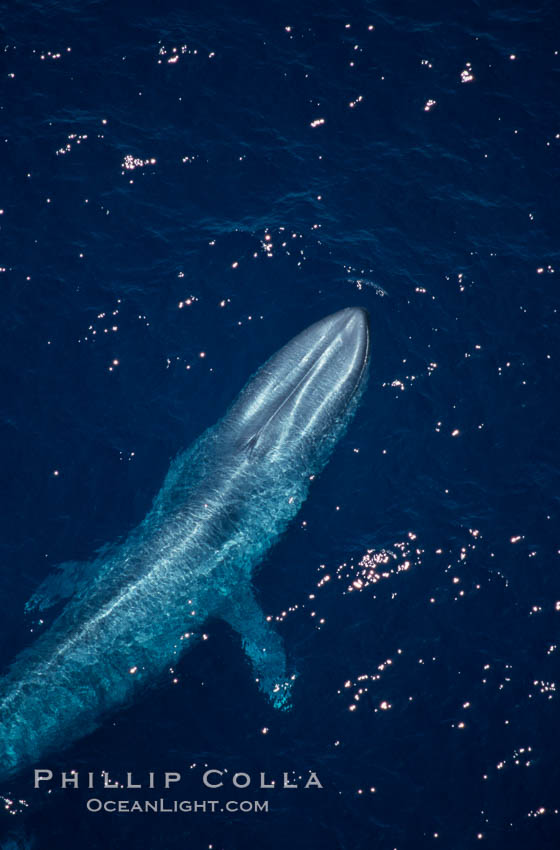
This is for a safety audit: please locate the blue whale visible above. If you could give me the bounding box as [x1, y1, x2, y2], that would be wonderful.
[0, 307, 370, 780]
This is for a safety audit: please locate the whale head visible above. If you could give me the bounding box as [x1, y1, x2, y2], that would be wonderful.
[224, 307, 370, 466]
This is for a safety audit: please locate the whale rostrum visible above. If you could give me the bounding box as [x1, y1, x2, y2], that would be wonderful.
[0, 307, 370, 780]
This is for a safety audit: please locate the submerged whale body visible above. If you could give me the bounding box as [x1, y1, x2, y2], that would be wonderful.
[0, 307, 370, 780]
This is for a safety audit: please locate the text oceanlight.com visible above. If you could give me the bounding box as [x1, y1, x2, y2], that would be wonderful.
[86, 798, 270, 814]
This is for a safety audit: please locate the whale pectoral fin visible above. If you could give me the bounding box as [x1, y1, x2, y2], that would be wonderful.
[25, 559, 91, 613]
[220, 586, 296, 711]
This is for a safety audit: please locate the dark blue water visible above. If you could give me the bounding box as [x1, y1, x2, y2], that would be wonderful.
[1, 1, 559, 847]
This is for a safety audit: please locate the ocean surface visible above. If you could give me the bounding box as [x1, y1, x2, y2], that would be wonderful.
[1, 1, 559, 848]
